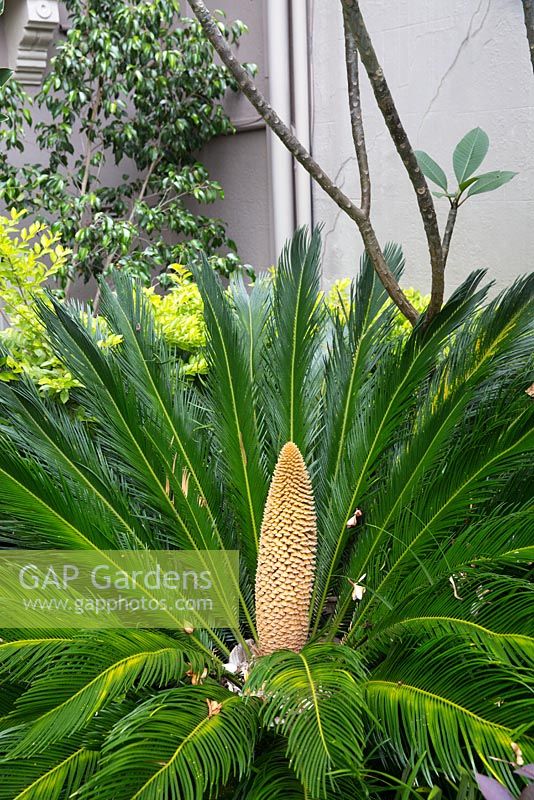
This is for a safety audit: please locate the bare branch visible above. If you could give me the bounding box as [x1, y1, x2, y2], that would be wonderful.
[341, 0, 445, 323]
[342, 9, 370, 214]
[187, 0, 419, 324]
[189, 1, 364, 224]
[522, 0, 534, 75]
[441, 203, 458, 268]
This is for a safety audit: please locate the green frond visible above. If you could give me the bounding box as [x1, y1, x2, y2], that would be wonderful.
[37, 288, 252, 647]
[233, 742, 305, 799]
[342, 272, 534, 617]
[246, 643, 366, 799]
[368, 569, 534, 666]
[78, 685, 258, 800]
[230, 273, 271, 392]
[0, 635, 77, 683]
[0, 379, 149, 550]
[312, 243, 403, 623]
[264, 226, 325, 461]
[6, 630, 201, 757]
[365, 636, 534, 784]
[0, 744, 98, 800]
[193, 257, 268, 577]
[314, 271, 490, 632]
[340, 390, 533, 643]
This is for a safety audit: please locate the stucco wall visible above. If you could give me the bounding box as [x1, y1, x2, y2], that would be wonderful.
[310, 0, 534, 293]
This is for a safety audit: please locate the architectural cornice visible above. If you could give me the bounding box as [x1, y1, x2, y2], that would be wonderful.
[3, 0, 59, 85]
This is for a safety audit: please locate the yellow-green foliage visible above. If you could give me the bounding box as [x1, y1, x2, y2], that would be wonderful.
[390, 286, 430, 337]
[0, 211, 125, 401]
[0, 211, 429, 402]
[0, 209, 79, 402]
[325, 278, 429, 334]
[144, 265, 207, 376]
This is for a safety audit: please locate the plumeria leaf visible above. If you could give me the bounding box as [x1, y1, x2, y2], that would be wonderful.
[415, 150, 448, 191]
[467, 171, 517, 197]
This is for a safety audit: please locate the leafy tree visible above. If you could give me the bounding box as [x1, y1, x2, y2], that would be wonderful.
[0, 0, 252, 305]
[0, 229, 532, 797]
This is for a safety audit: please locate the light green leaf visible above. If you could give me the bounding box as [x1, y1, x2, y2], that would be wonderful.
[414, 151, 448, 191]
[453, 128, 489, 183]
[467, 170, 517, 197]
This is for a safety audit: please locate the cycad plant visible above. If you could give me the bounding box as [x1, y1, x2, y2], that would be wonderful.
[0, 229, 532, 799]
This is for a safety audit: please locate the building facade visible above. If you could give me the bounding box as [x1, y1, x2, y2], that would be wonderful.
[1, 0, 533, 292]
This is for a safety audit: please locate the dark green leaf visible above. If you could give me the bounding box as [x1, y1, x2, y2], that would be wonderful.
[0, 68, 13, 87]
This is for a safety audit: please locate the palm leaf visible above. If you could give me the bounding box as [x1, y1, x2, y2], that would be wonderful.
[246, 643, 366, 798]
[233, 742, 305, 799]
[78, 685, 258, 800]
[0, 379, 149, 549]
[314, 271, 489, 633]
[193, 257, 268, 577]
[365, 636, 534, 784]
[6, 630, 201, 757]
[0, 744, 98, 800]
[37, 291, 250, 648]
[263, 226, 325, 462]
[312, 244, 403, 623]
[339, 386, 533, 642]
[368, 569, 534, 666]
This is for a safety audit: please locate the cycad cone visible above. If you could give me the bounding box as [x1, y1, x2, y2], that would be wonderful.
[255, 442, 317, 655]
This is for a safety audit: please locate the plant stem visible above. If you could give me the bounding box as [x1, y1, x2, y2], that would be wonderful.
[187, 0, 419, 325]
[341, 0, 445, 324]
[342, 9, 370, 215]
[442, 203, 458, 268]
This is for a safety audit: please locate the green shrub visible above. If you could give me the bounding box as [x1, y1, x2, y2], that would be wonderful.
[0, 0, 253, 292]
[0, 212, 208, 398]
[325, 276, 429, 335]
[0, 208, 79, 401]
[0, 229, 532, 798]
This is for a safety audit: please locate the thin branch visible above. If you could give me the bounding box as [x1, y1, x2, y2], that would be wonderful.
[341, 0, 445, 323]
[93, 155, 162, 315]
[342, 9, 370, 214]
[187, 0, 419, 324]
[522, 0, 534, 75]
[441, 203, 458, 268]
[67, 79, 103, 299]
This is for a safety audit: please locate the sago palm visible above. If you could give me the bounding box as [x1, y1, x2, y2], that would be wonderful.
[0, 229, 532, 799]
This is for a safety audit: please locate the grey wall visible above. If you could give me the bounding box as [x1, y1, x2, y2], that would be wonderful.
[3, 1, 533, 290]
[183, 0, 274, 270]
[310, 0, 534, 293]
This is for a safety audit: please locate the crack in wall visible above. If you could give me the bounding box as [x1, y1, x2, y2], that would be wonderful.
[322, 155, 356, 255]
[418, 0, 492, 134]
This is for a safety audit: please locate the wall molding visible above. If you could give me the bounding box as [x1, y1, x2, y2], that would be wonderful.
[3, 0, 59, 85]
